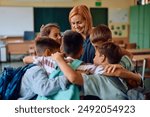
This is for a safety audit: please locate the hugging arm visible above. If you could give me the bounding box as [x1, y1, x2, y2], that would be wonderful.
[51, 52, 84, 85]
[23, 56, 34, 64]
[31, 66, 68, 96]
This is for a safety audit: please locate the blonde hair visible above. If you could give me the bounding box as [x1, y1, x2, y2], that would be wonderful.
[69, 5, 93, 36]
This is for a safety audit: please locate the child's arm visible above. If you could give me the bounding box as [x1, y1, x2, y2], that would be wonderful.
[52, 52, 84, 85]
[23, 56, 34, 64]
[103, 69, 141, 87]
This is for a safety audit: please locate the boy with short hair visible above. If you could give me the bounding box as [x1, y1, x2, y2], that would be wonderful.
[23, 37, 60, 75]
[90, 24, 141, 87]
[90, 24, 134, 72]
[18, 37, 68, 99]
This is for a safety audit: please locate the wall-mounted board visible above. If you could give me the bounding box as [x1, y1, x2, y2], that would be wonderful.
[0, 7, 34, 36]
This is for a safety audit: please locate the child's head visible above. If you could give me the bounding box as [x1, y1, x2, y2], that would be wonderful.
[94, 42, 122, 65]
[61, 30, 84, 59]
[35, 37, 60, 56]
[90, 24, 112, 47]
[40, 23, 62, 44]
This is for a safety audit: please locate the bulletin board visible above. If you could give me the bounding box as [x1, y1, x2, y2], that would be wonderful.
[108, 8, 129, 38]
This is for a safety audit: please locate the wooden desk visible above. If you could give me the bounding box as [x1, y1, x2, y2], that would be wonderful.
[133, 54, 150, 61]
[6, 40, 34, 61]
[127, 49, 150, 55]
[132, 54, 150, 73]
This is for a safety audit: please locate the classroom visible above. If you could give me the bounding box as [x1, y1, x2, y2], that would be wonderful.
[0, 0, 150, 100]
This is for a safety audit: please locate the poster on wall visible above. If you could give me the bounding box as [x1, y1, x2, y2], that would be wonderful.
[108, 8, 129, 38]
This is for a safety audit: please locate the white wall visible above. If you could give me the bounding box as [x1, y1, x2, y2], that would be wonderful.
[0, 0, 135, 8]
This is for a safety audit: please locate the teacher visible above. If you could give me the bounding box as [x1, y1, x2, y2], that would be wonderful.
[69, 5, 95, 63]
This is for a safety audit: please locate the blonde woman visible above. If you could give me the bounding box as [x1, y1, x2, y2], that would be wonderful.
[69, 5, 95, 63]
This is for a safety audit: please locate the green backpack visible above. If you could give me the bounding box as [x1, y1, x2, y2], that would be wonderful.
[36, 59, 83, 100]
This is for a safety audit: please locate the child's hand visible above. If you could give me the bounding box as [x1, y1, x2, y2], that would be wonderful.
[103, 69, 121, 77]
[103, 64, 124, 73]
[51, 52, 64, 61]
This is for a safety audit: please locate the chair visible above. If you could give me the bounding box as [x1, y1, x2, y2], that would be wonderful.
[23, 31, 35, 41]
[125, 43, 137, 49]
[113, 40, 126, 48]
[141, 58, 150, 99]
[144, 58, 150, 78]
[113, 40, 124, 44]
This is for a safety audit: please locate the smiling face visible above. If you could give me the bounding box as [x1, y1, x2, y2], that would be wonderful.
[70, 15, 86, 37]
[48, 27, 62, 44]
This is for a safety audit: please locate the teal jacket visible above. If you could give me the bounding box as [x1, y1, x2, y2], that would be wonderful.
[36, 59, 83, 100]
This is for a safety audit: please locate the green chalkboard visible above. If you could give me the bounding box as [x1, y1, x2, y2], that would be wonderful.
[34, 7, 72, 32]
[34, 7, 108, 33]
[90, 8, 108, 26]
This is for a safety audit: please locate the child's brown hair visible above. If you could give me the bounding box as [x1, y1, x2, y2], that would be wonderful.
[90, 24, 112, 45]
[40, 23, 60, 37]
[96, 42, 122, 64]
[35, 37, 60, 56]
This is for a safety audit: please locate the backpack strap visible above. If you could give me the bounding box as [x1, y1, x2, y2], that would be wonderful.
[108, 77, 127, 93]
[69, 59, 83, 70]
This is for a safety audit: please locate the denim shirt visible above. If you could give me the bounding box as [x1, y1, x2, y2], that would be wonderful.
[80, 36, 95, 63]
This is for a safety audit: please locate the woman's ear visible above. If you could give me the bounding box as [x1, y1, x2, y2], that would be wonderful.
[44, 49, 51, 56]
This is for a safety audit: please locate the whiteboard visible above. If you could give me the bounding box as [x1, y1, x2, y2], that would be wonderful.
[109, 8, 129, 23]
[0, 7, 33, 36]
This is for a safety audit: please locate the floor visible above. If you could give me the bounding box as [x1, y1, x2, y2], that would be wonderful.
[0, 54, 25, 73]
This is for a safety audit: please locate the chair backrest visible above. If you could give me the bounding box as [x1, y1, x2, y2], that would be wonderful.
[144, 58, 150, 79]
[141, 59, 146, 81]
[23, 31, 35, 41]
[126, 43, 137, 49]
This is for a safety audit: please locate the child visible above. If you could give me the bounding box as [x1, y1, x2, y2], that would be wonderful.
[60, 30, 104, 74]
[90, 24, 134, 73]
[89, 24, 141, 88]
[23, 37, 60, 75]
[18, 38, 70, 100]
[51, 42, 141, 100]
[18, 64, 68, 100]
[29, 23, 62, 55]
[39, 23, 62, 44]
